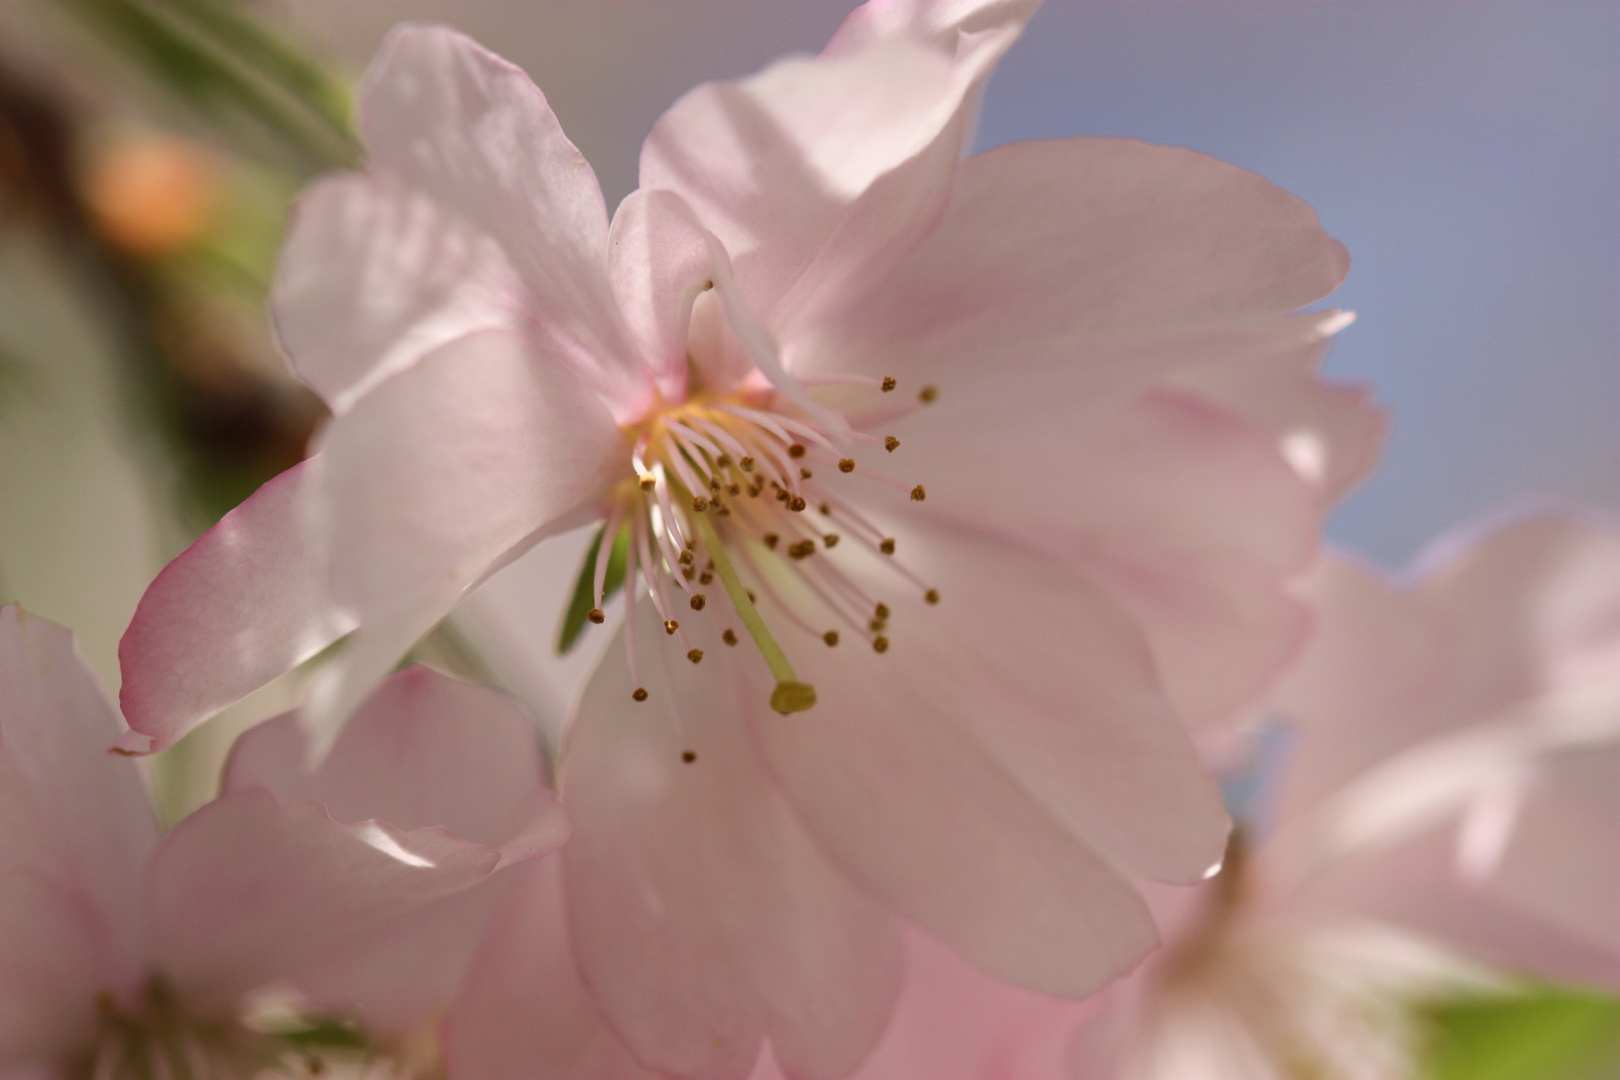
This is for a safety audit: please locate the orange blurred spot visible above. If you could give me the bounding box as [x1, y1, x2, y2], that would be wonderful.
[87, 135, 219, 256]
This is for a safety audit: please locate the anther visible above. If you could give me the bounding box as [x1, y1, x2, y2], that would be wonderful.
[740, 456, 755, 472]
[788, 443, 807, 459]
[633, 688, 649, 702]
[819, 502, 831, 514]
[702, 279, 715, 290]
[884, 436, 900, 453]
[747, 590, 757, 602]
[910, 485, 927, 502]
[824, 630, 840, 646]
[716, 454, 733, 468]
[925, 588, 940, 605]
[722, 629, 738, 646]
[919, 385, 938, 403]
[873, 636, 890, 653]
[728, 483, 741, 496]
[699, 572, 714, 585]
[776, 489, 790, 503]
[664, 620, 680, 635]
[879, 538, 896, 555]
[678, 550, 695, 566]
[693, 496, 710, 511]
[690, 594, 707, 611]
[764, 533, 780, 550]
[708, 477, 722, 492]
[770, 681, 818, 714]
[682, 750, 697, 763]
[869, 619, 886, 633]
[717, 506, 731, 517]
[682, 567, 696, 581]
[874, 603, 890, 621]
[639, 475, 656, 491]
[688, 649, 704, 664]
[788, 540, 817, 560]
[838, 458, 855, 473]
[824, 534, 840, 549]
[881, 376, 897, 392]
[587, 608, 605, 624]
[789, 496, 808, 512]
[800, 467, 813, 480]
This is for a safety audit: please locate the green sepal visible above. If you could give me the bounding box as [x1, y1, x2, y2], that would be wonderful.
[556, 521, 630, 655]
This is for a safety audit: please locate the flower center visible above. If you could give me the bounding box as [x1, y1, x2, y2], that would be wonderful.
[80, 979, 427, 1080]
[579, 379, 940, 714]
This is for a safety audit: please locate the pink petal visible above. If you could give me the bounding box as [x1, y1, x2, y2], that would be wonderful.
[561, 605, 903, 1080]
[800, 137, 1347, 384]
[1166, 336, 1386, 507]
[0, 871, 103, 1060]
[272, 174, 523, 415]
[640, 19, 1012, 331]
[1, 606, 156, 984]
[117, 459, 354, 754]
[826, 0, 1040, 58]
[748, 519, 1199, 999]
[224, 665, 566, 865]
[149, 788, 507, 1031]
[441, 861, 660, 1080]
[359, 25, 643, 412]
[307, 328, 623, 736]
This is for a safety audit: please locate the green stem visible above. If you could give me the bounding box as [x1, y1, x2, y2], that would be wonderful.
[689, 504, 816, 714]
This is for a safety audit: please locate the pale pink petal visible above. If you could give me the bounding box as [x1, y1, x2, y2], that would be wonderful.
[825, 0, 1040, 58]
[224, 666, 565, 864]
[0, 872, 103, 1060]
[561, 605, 903, 1080]
[883, 365, 1328, 731]
[747, 520, 1192, 999]
[441, 861, 660, 1080]
[641, 25, 1002, 330]
[799, 138, 1347, 385]
[272, 173, 522, 415]
[1165, 336, 1386, 506]
[308, 328, 623, 736]
[0, 606, 156, 983]
[117, 459, 354, 754]
[148, 789, 507, 1030]
[359, 25, 643, 411]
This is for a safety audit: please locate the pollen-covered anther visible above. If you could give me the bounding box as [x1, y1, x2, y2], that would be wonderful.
[688, 649, 704, 664]
[678, 550, 694, 566]
[838, 458, 855, 473]
[800, 467, 813, 480]
[664, 620, 680, 635]
[587, 608, 605, 624]
[823, 534, 840, 549]
[682, 567, 696, 581]
[881, 376, 897, 392]
[722, 629, 738, 646]
[632, 688, 649, 702]
[716, 454, 733, 468]
[787, 540, 817, 561]
[789, 496, 808, 512]
[699, 572, 714, 585]
[788, 443, 807, 459]
[818, 502, 831, 514]
[824, 631, 839, 646]
[708, 477, 722, 492]
[873, 636, 890, 654]
[884, 436, 900, 453]
[869, 619, 886, 633]
[682, 750, 697, 763]
[692, 495, 709, 511]
[874, 603, 891, 621]
[925, 588, 940, 605]
[919, 385, 938, 403]
[910, 485, 927, 502]
[763, 533, 780, 550]
[639, 475, 656, 491]
[740, 456, 755, 472]
[879, 538, 895, 555]
[728, 483, 741, 496]
[690, 594, 707, 611]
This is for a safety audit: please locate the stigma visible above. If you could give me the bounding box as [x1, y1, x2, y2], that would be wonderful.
[582, 379, 940, 714]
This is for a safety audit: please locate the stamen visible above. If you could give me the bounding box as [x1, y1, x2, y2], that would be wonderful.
[682, 750, 697, 763]
[664, 620, 680, 635]
[823, 534, 840, 549]
[723, 629, 738, 646]
[633, 688, 649, 702]
[789, 496, 808, 512]
[689, 505, 816, 715]
[925, 588, 940, 604]
[884, 436, 900, 453]
[740, 456, 755, 472]
[881, 376, 897, 392]
[875, 603, 891, 621]
[690, 594, 707, 611]
[587, 609, 605, 624]
[879, 538, 895, 554]
[789, 443, 807, 459]
[824, 631, 840, 646]
[688, 649, 704, 664]
[838, 458, 855, 473]
[800, 467, 813, 480]
[919, 385, 938, 403]
[910, 485, 927, 501]
[873, 636, 890, 653]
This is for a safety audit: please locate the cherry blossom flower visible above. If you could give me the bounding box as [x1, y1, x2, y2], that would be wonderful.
[114, 0, 1381, 1073]
[0, 604, 564, 1078]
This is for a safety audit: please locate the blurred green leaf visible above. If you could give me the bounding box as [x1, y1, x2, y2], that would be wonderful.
[59, 0, 355, 174]
[1423, 987, 1620, 1080]
[0, 344, 35, 413]
[557, 522, 632, 655]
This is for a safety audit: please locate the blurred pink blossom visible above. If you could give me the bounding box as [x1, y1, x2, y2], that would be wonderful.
[0, 605, 563, 1074]
[114, 0, 1381, 1073]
